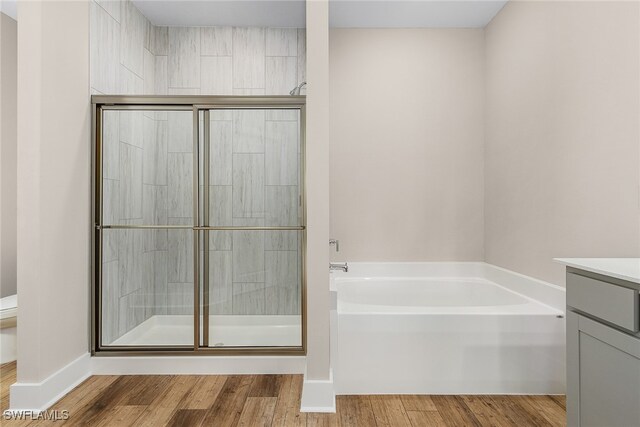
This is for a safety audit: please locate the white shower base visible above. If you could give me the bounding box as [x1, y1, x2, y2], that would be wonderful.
[110, 315, 302, 347]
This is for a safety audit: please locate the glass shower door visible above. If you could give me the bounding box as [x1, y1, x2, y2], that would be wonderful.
[202, 108, 304, 348]
[99, 109, 196, 348]
[94, 97, 305, 353]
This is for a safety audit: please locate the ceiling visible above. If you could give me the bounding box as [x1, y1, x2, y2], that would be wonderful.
[1, 0, 17, 20]
[133, 0, 508, 28]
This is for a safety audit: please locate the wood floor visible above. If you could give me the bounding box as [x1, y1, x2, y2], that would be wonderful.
[1, 362, 566, 426]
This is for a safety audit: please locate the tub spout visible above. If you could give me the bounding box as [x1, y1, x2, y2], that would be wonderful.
[330, 262, 348, 273]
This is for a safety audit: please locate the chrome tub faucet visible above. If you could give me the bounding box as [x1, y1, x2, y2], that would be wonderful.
[330, 262, 348, 273]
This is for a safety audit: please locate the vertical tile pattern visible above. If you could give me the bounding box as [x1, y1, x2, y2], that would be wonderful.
[209, 186, 232, 251]
[167, 153, 193, 219]
[91, 3, 307, 328]
[265, 121, 298, 185]
[120, 0, 145, 77]
[266, 57, 297, 95]
[266, 28, 297, 56]
[167, 218, 194, 284]
[101, 260, 120, 344]
[210, 251, 232, 314]
[200, 56, 233, 95]
[265, 251, 298, 315]
[95, 0, 120, 22]
[232, 229, 265, 283]
[201, 27, 232, 56]
[233, 27, 266, 90]
[233, 283, 265, 315]
[119, 143, 143, 221]
[168, 27, 201, 89]
[265, 186, 299, 227]
[210, 120, 233, 185]
[232, 154, 265, 218]
[151, 26, 169, 55]
[297, 29, 306, 88]
[168, 111, 194, 153]
[90, 1, 120, 94]
[154, 55, 168, 95]
[143, 117, 167, 185]
[102, 110, 120, 180]
[143, 49, 155, 94]
[233, 110, 265, 153]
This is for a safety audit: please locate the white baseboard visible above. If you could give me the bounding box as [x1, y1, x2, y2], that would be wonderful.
[91, 355, 306, 375]
[300, 369, 335, 413]
[8, 353, 304, 411]
[9, 353, 91, 412]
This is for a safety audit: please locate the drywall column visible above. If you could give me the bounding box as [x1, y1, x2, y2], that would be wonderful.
[301, 0, 333, 412]
[12, 0, 91, 410]
[0, 13, 17, 299]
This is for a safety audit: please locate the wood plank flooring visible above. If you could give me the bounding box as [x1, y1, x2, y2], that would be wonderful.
[0, 362, 566, 426]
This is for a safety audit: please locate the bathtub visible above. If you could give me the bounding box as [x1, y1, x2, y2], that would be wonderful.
[331, 263, 566, 395]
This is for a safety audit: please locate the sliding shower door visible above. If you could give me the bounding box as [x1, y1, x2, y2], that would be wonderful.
[98, 109, 196, 348]
[202, 108, 304, 348]
[93, 97, 305, 353]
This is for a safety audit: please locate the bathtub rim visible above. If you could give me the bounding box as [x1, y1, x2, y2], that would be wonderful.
[330, 261, 566, 312]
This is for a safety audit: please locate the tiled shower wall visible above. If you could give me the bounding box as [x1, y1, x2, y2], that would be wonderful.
[90, 0, 306, 343]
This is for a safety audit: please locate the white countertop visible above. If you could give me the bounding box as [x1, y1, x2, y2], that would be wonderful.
[555, 258, 640, 284]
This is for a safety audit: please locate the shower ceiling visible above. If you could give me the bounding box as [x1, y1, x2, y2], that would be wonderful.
[132, 0, 508, 28]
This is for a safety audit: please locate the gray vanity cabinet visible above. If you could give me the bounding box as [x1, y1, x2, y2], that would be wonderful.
[566, 269, 640, 427]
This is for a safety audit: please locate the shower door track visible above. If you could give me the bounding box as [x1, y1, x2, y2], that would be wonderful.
[91, 95, 307, 356]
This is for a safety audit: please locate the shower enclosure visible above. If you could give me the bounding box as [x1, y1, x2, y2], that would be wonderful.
[91, 96, 306, 355]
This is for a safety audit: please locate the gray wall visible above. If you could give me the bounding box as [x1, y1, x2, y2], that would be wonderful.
[0, 12, 17, 298]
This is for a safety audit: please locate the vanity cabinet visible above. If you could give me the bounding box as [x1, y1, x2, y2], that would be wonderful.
[566, 268, 640, 427]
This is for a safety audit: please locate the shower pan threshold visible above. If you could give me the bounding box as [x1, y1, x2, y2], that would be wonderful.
[109, 315, 302, 347]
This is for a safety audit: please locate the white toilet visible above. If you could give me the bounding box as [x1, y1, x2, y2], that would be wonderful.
[0, 294, 17, 364]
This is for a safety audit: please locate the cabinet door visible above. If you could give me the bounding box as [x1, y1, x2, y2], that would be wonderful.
[568, 312, 640, 427]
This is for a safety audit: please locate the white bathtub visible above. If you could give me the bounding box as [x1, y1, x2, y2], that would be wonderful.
[332, 263, 566, 395]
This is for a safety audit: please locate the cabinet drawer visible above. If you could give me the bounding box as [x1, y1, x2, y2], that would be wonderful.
[567, 272, 639, 332]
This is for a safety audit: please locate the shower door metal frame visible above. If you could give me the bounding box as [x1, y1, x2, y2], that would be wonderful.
[91, 95, 307, 356]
